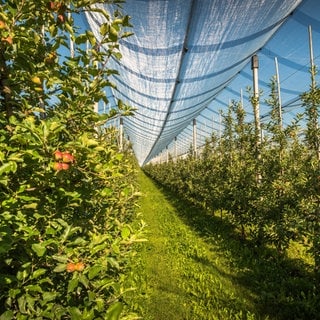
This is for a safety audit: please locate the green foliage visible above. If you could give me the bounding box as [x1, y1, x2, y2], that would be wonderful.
[0, 1, 142, 319]
[143, 70, 320, 316]
[299, 66, 320, 281]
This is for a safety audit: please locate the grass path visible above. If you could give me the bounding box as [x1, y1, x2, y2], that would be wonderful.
[131, 171, 257, 320]
[134, 171, 192, 319]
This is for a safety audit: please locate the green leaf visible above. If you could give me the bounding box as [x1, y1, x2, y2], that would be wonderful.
[100, 187, 113, 197]
[69, 307, 82, 320]
[109, 26, 118, 42]
[88, 265, 103, 280]
[68, 278, 79, 293]
[60, 225, 72, 243]
[17, 269, 29, 281]
[121, 226, 130, 239]
[106, 302, 123, 320]
[52, 255, 68, 263]
[112, 52, 122, 60]
[24, 284, 43, 293]
[0, 162, 17, 175]
[48, 24, 57, 37]
[18, 295, 27, 314]
[91, 243, 107, 256]
[22, 202, 38, 209]
[42, 291, 57, 303]
[53, 263, 67, 273]
[64, 22, 74, 36]
[8, 288, 21, 298]
[0, 311, 14, 320]
[31, 243, 46, 257]
[31, 268, 47, 279]
[86, 31, 96, 46]
[111, 244, 120, 255]
[80, 133, 98, 147]
[106, 257, 119, 270]
[121, 31, 134, 39]
[82, 308, 95, 320]
[100, 23, 109, 36]
[49, 121, 64, 132]
[78, 274, 89, 288]
[75, 33, 88, 45]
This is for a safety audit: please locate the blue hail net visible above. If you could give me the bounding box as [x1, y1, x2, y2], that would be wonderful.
[85, 0, 320, 165]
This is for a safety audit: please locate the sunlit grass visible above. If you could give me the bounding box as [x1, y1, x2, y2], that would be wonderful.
[129, 171, 262, 319]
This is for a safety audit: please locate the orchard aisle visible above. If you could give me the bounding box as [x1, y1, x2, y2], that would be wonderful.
[134, 171, 192, 320]
[131, 171, 257, 320]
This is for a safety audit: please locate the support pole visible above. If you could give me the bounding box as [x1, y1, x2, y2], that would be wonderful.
[166, 146, 169, 163]
[174, 137, 177, 161]
[251, 54, 262, 183]
[274, 57, 283, 130]
[251, 54, 261, 146]
[119, 117, 123, 151]
[68, 11, 74, 58]
[212, 115, 214, 132]
[40, 25, 46, 119]
[308, 25, 320, 162]
[219, 112, 222, 140]
[193, 119, 197, 158]
[308, 25, 316, 89]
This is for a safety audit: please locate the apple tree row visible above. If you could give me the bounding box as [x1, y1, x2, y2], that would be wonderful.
[0, 1, 142, 319]
[144, 71, 320, 285]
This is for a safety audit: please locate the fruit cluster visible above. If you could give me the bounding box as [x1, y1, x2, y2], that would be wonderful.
[53, 150, 75, 171]
[48, 1, 67, 24]
[66, 262, 85, 273]
[0, 20, 13, 45]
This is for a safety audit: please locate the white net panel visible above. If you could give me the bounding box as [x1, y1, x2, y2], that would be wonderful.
[85, 0, 319, 165]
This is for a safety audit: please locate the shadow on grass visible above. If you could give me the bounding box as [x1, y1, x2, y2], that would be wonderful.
[154, 182, 320, 320]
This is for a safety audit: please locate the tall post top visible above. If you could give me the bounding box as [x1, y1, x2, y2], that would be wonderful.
[251, 54, 259, 69]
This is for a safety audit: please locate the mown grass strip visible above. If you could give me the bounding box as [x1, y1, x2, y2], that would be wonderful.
[130, 171, 261, 320]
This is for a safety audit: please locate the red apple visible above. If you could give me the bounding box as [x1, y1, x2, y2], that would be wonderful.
[62, 152, 74, 163]
[61, 163, 70, 170]
[75, 262, 85, 271]
[1, 36, 13, 45]
[53, 162, 63, 171]
[57, 14, 65, 24]
[0, 21, 7, 30]
[48, 1, 64, 12]
[54, 150, 63, 160]
[66, 263, 76, 272]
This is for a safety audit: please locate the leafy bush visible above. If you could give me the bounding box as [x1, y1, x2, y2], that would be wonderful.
[0, 1, 142, 318]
